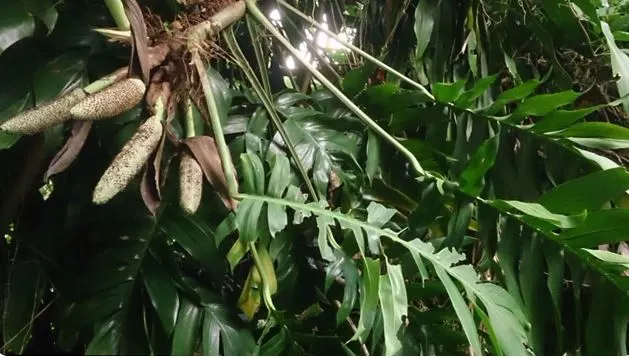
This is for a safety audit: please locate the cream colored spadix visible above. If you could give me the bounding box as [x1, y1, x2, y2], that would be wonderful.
[92, 116, 163, 204]
[71, 78, 146, 120]
[0, 88, 86, 135]
[179, 151, 203, 214]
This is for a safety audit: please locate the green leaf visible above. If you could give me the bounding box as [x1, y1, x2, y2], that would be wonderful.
[551, 122, 629, 149]
[0, 1, 35, 54]
[203, 303, 256, 355]
[159, 209, 224, 283]
[274, 91, 311, 110]
[142, 254, 180, 334]
[33, 52, 86, 105]
[172, 298, 202, 355]
[602, 21, 629, 115]
[240, 152, 266, 194]
[406, 240, 529, 355]
[366, 202, 396, 253]
[490, 200, 586, 229]
[441, 200, 474, 249]
[531, 106, 607, 134]
[0, 93, 30, 149]
[458, 134, 499, 196]
[413, 0, 437, 60]
[538, 168, 629, 214]
[483, 79, 543, 115]
[559, 209, 629, 247]
[350, 257, 380, 343]
[454, 74, 498, 108]
[511, 90, 581, 118]
[316, 215, 336, 262]
[433, 80, 466, 102]
[206, 66, 233, 123]
[260, 328, 288, 355]
[378, 263, 407, 356]
[366, 130, 380, 182]
[335, 252, 359, 326]
[433, 264, 482, 355]
[20, 0, 58, 33]
[343, 62, 376, 97]
[267, 155, 291, 237]
[85, 316, 121, 355]
[235, 199, 264, 242]
[2, 259, 47, 354]
[271, 112, 360, 196]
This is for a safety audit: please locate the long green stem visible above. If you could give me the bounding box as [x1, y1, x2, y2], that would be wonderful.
[246, 16, 272, 94]
[276, 0, 434, 100]
[104, 0, 130, 30]
[192, 52, 238, 197]
[183, 98, 196, 138]
[246, 0, 425, 177]
[82, 68, 127, 94]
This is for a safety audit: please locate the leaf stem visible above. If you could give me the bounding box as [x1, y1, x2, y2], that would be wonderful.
[104, 0, 130, 30]
[245, 0, 425, 177]
[183, 97, 196, 138]
[192, 53, 239, 198]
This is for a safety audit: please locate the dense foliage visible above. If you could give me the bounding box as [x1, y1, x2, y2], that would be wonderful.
[3, 0, 629, 355]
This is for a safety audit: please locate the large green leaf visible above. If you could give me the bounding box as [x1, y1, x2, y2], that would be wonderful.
[202, 303, 256, 355]
[551, 122, 629, 149]
[558, 209, 629, 247]
[538, 168, 629, 214]
[270, 109, 361, 196]
[0, 1, 35, 54]
[142, 254, 180, 335]
[172, 298, 202, 355]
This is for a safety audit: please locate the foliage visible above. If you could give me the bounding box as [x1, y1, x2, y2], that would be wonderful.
[3, 0, 629, 356]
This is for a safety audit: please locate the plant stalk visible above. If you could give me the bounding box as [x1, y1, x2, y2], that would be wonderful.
[246, 0, 425, 176]
[183, 97, 196, 138]
[104, 0, 130, 30]
[192, 52, 238, 197]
